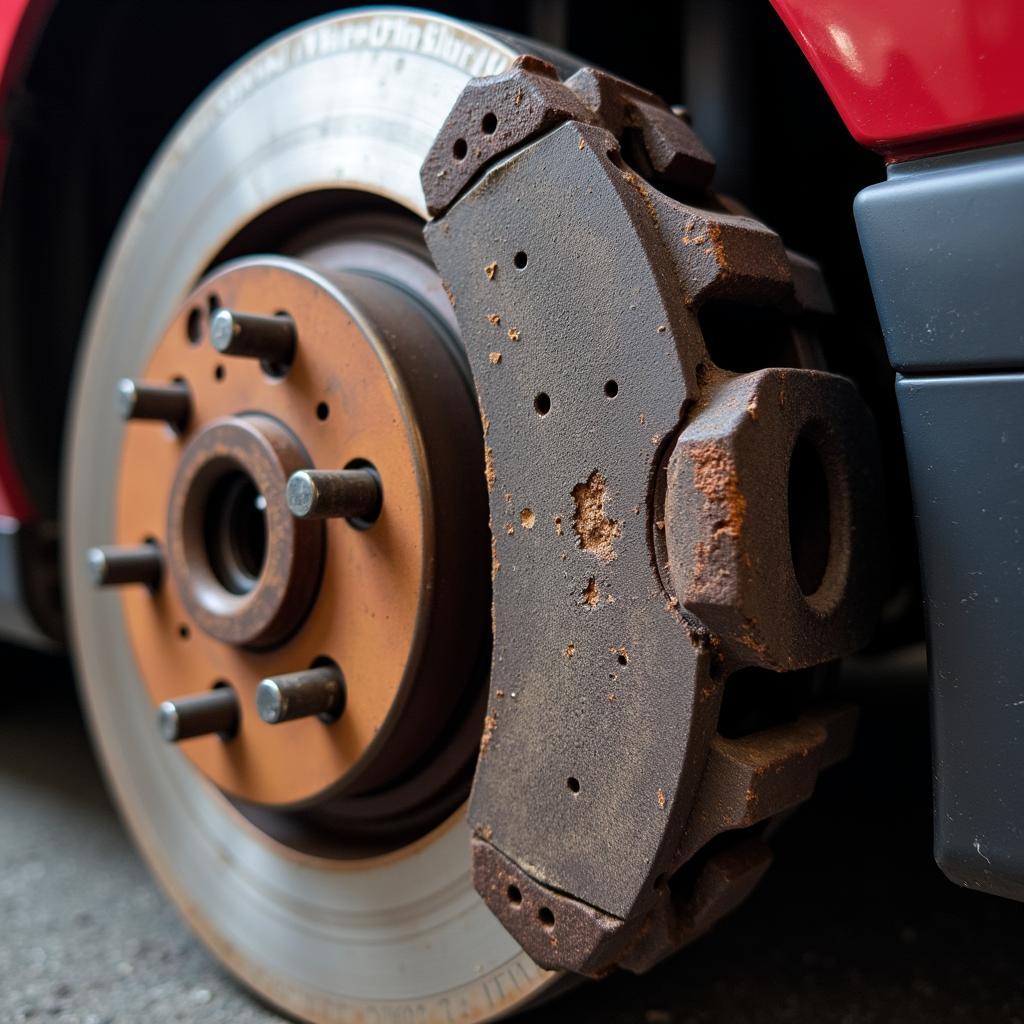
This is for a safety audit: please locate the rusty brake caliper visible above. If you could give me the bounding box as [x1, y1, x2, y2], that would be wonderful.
[421, 57, 883, 976]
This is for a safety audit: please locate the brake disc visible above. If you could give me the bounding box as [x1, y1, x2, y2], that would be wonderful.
[420, 57, 883, 975]
[64, 11, 563, 1022]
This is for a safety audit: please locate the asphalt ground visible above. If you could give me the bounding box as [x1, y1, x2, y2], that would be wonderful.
[1, 642, 1022, 1023]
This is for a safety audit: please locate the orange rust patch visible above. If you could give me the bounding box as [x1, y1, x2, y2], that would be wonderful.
[491, 536, 501, 579]
[520, 508, 535, 529]
[507, 327, 520, 342]
[582, 577, 599, 607]
[485, 261, 498, 281]
[489, 351, 502, 365]
[657, 788, 667, 809]
[572, 470, 621, 560]
[690, 441, 746, 541]
[554, 515, 563, 535]
[564, 643, 575, 658]
[487, 312, 501, 326]
[484, 445, 496, 491]
[480, 711, 498, 756]
[621, 168, 659, 225]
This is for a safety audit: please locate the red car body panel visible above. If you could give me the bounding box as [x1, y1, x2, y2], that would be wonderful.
[772, 0, 1024, 159]
[0, 0, 43, 520]
[0, 0, 1022, 521]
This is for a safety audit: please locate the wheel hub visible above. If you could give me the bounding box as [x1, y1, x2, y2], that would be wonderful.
[114, 256, 490, 809]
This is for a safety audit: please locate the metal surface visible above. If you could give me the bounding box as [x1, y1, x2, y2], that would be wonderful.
[164, 412, 323, 650]
[159, 687, 240, 743]
[87, 543, 163, 589]
[210, 309, 296, 370]
[117, 378, 192, 430]
[256, 665, 345, 725]
[424, 58, 882, 975]
[116, 256, 489, 810]
[63, 10, 557, 1021]
[772, 0, 1024, 157]
[286, 467, 381, 521]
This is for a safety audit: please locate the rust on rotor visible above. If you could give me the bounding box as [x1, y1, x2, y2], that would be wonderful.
[115, 258, 490, 810]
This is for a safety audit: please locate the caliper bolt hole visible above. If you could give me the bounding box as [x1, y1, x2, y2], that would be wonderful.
[537, 907, 555, 929]
[507, 885, 522, 906]
[787, 428, 832, 597]
[534, 392, 550, 416]
[513, 250, 528, 269]
[481, 112, 497, 134]
[452, 138, 468, 161]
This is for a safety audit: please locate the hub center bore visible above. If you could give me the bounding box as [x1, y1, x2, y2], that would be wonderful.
[205, 470, 266, 594]
[167, 413, 323, 649]
[110, 255, 490, 812]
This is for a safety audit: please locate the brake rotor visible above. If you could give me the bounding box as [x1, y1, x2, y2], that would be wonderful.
[64, 10, 561, 1021]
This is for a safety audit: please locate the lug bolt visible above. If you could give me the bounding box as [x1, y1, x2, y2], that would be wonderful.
[117, 378, 191, 430]
[210, 309, 296, 366]
[255, 665, 346, 724]
[87, 543, 163, 588]
[286, 468, 382, 521]
[159, 688, 240, 742]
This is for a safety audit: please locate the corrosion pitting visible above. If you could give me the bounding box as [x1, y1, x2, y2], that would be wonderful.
[484, 445, 496, 491]
[572, 470, 621, 561]
[480, 711, 498, 757]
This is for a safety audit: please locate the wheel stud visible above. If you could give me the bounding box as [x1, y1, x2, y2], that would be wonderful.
[87, 543, 163, 588]
[286, 468, 381, 521]
[118, 378, 191, 430]
[256, 666, 345, 724]
[210, 308, 296, 366]
[159, 688, 240, 742]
